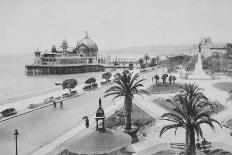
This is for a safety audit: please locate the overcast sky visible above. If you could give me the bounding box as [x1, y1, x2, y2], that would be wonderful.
[0, 0, 232, 55]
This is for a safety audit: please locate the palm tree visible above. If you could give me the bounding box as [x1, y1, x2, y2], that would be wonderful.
[160, 83, 221, 155]
[104, 73, 149, 130]
[168, 76, 172, 86]
[138, 58, 145, 70]
[161, 74, 168, 84]
[172, 76, 176, 84]
[144, 54, 150, 66]
[154, 75, 160, 85]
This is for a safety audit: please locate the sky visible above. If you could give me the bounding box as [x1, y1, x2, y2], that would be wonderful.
[0, 0, 232, 55]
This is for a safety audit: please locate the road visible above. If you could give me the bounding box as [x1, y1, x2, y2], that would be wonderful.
[0, 70, 155, 155]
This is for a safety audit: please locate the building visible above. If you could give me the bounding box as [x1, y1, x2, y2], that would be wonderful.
[25, 31, 109, 75]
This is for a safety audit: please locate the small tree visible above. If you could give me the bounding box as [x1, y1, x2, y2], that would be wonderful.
[138, 58, 145, 70]
[161, 74, 168, 84]
[154, 75, 159, 85]
[55, 79, 78, 93]
[150, 58, 156, 67]
[85, 77, 96, 88]
[102, 72, 112, 82]
[144, 54, 150, 66]
[168, 76, 172, 86]
[172, 76, 176, 84]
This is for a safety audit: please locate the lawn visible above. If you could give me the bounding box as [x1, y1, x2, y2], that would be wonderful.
[105, 104, 155, 129]
[152, 97, 225, 115]
[213, 82, 232, 92]
[105, 104, 156, 143]
[147, 82, 184, 94]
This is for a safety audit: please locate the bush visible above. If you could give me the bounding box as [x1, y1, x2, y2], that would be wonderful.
[92, 83, 98, 88]
[83, 85, 91, 91]
[28, 104, 38, 109]
[1, 108, 17, 117]
[83, 83, 98, 91]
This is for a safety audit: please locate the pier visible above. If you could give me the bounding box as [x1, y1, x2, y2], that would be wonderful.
[25, 64, 105, 75]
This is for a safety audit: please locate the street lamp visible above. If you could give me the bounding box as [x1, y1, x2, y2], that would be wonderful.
[14, 129, 19, 155]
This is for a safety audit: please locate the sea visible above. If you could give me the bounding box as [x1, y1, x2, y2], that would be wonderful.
[0, 53, 106, 105]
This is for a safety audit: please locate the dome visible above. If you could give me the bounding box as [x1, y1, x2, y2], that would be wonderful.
[67, 128, 132, 154]
[79, 31, 98, 50]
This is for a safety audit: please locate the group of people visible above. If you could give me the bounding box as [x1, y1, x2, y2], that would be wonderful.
[53, 101, 64, 109]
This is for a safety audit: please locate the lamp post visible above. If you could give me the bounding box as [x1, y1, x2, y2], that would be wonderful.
[14, 129, 19, 155]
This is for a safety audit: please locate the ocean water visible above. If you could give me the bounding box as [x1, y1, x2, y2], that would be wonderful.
[0, 53, 104, 104]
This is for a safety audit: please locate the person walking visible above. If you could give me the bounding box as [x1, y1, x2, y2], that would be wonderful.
[53, 101, 56, 109]
[85, 117, 89, 128]
[60, 101, 63, 110]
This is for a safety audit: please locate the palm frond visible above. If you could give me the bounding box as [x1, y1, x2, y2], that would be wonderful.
[160, 123, 183, 137]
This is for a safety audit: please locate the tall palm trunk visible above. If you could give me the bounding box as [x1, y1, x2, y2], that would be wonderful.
[124, 96, 132, 130]
[185, 127, 196, 155]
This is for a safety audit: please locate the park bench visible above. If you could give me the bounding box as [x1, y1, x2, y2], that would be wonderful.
[196, 140, 211, 150]
[170, 143, 185, 150]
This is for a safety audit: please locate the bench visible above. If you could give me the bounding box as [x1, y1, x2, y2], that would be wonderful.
[170, 143, 185, 150]
[196, 142, 211, 150]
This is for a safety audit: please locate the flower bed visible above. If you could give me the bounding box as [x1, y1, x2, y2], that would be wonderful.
[147, 83, 184, 94]
[105, 104, 156, 143]
[152, 97, 225, 115]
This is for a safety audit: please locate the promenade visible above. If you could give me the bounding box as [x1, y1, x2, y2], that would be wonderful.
[0, 69, 154, 155]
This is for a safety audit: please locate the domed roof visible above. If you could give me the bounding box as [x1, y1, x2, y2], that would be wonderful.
[67, 128, 131, 154]
[79, 31, 98, 50]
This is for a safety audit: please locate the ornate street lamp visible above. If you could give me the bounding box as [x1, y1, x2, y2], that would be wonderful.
[14, 129, 19, 155]
[95, 98, 105, 132]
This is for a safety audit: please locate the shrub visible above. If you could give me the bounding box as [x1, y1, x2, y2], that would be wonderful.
[83, 85, 91, 91]
[92, 83, 98, 88]
[1, 108, 17, 117]
[28, 104, 38, 109]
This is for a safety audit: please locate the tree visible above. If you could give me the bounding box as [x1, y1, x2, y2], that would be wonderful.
[85, 77, 96, 88]
[225, 43, 232, 58]
[172, 76, 176, 84]
[138, 58, 144, 68]
[143, 54, 150, 66]
[168, 76, 172, 86]
[160, 83, 221, 155]
[55, 79, 78, 93]
[102, 72, 112, 82]
[104, 73, 149, 130]
[150, 58, 156, 67]
[154, 75, 160, 85]
[161, 74, 168, 84]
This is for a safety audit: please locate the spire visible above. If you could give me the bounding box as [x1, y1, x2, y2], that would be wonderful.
[99, 98, 102, 107]
[85, 31, 89, 39]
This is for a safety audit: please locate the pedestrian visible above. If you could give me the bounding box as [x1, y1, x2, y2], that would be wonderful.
[85, 117, 89, 128]
[152, 77, 153, 82]
[60, 101, 63, 110]
[53, 101, 56, 109]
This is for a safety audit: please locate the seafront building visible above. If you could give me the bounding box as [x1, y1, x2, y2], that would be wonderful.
[25, 31, 109, 75]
